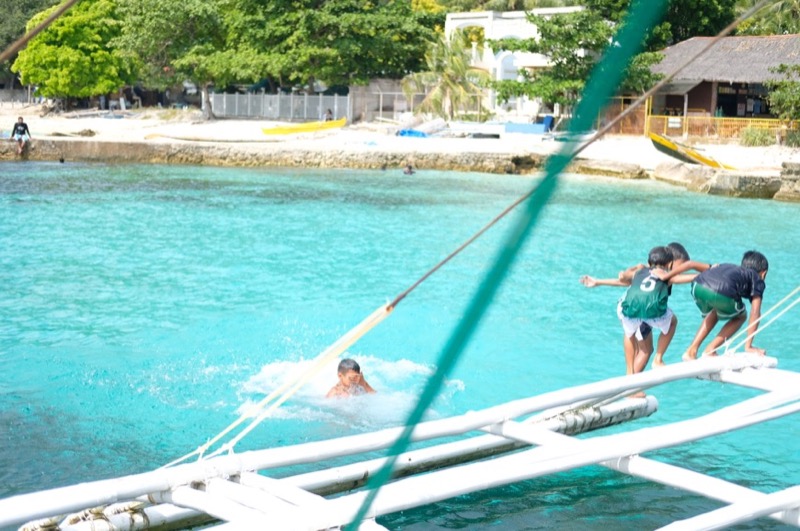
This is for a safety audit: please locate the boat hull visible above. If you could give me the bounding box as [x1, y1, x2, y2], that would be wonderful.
[648, 132, 735, 169]
[262, 116, 346, 135]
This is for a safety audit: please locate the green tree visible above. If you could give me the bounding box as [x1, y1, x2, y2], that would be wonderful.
[114, 0, 226, 118]
[248, 0, 440, 91]
[736, 0, 800, 35]
[488, 0, 734, 112]
[490, 8, 659, 111]
[10, 0, 134, 100]
[0, 0, 59, 88]
[402, 31, 490, 120]
[765, 64, 800, 120]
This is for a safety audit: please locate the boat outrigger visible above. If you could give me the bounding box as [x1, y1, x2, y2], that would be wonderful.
[648, 132, 736, 170]
[4, 352, 800, 530]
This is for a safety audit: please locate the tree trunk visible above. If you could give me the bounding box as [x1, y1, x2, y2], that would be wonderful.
[201, 83, 215, 121]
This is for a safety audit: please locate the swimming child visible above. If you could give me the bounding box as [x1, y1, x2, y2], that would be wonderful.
[326, 358, 376, 398]
[677, 250, 768, 359]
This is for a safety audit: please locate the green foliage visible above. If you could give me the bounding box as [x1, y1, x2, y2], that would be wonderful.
[765, 64, 800, 121]
[114, 0, 225, 89]
[0, 0, 59, 86]
[487, 0, 732, 110]
[248, 0, 440, 88]
[739, 126, 775, 146]
[785, 130, 800, 147]
[736, 0, 800, 35]
[11, 0, 135, 98]
[402, 31, 490, 120]
[489, 8, 616, 108]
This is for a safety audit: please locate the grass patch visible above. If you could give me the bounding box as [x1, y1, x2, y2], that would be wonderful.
[739, 127, 775, 147]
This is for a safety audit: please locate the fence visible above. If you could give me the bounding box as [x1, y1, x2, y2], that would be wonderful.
[646, 115, 796, 139]
[209, 90, 430, 123]
[209, 93, 350, 122]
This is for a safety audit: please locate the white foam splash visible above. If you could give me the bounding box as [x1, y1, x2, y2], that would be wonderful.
[236, 354, 465, 429]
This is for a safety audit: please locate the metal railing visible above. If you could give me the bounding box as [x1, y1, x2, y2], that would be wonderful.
[646, 114, 796, 139]
[210, 92, 350, 121]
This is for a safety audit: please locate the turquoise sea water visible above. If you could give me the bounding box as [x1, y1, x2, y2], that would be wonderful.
[1, 162, 799, 529]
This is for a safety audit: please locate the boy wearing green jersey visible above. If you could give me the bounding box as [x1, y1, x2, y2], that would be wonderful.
[581, 243, 708, 373]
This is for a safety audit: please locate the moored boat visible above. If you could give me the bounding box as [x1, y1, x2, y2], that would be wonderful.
[261, 116, 346, 135]
[649, 131, 735, 169]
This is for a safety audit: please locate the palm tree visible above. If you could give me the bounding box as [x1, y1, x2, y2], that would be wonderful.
[402, 31, 490, 121]
[737, 0, 800, 34]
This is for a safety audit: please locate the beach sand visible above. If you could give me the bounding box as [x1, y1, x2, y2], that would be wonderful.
[2, 103, 799, 173]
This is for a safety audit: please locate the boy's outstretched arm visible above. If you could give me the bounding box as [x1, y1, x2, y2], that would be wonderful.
[744, 296, 766, 355]
[669, 273, 700, 285]
[654, 260, 712, 282]
[580, 275, 629, 288]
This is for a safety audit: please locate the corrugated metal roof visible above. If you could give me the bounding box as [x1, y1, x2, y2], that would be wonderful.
[652, 35, 800, 83]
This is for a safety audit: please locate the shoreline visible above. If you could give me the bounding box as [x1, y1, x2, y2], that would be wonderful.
[2, 105, 800, 201]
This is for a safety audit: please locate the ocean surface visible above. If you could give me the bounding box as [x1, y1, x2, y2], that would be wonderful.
[1, 162, 799, 530]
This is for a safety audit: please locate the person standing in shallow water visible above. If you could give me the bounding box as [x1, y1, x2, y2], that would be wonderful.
[11, 116, 32, 155]
[326, 358, 376, 398]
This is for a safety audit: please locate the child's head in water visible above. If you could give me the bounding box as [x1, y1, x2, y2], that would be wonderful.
[337, 358, 362, 386]
[327, 358, 376, 398]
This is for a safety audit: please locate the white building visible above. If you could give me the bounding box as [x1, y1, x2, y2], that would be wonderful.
[444, 7, 582, 119]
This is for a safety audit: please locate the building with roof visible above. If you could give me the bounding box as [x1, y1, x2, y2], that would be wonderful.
[651, 34, 800, 118]
[444, 8, 582, 118]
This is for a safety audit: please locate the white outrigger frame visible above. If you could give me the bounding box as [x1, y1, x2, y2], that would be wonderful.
[6, 353, 800, 531]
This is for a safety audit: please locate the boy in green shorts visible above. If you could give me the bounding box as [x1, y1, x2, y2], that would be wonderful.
[680, 250, 768, 359]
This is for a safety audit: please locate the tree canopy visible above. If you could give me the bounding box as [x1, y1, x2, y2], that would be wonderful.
[766, 64, 800, 121]
[1, 0, 65, 88]
[402, 31, 490, 119]
[488, 0, 737, 110]
[11, 0, 135, 98]
[736, 0, 800, 35]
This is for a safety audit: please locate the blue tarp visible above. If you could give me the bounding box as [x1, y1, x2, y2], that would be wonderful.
[397, 129, 428, 138]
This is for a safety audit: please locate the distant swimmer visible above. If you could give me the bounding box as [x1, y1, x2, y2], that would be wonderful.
[403, 163, 415, 175]
[326, 358, 376, 398]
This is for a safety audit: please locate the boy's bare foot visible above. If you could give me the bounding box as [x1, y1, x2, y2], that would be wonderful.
[652, 359, 666, 369]
[701, 351, 718, 358]
[681, 352, 697, 362]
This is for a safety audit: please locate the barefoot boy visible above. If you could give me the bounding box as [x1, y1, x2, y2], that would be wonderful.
[326, 358, 376, 398]
[680, 250, 768, 359]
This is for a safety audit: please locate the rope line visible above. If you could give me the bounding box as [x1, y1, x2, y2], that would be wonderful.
[726, 285, 800, 354]
[345, 0, 671, 527]
[0, 0, 83, 63]
[161, 303, 392, 468]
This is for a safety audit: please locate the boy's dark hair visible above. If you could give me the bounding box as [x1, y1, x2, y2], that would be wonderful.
[741, 250, 768, 273]
[338, 358, 361, 374]
[666, 242, 689, 261]
[648, 246, 674, 268]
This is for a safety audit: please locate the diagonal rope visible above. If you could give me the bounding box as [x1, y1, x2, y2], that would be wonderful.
[724, 285, 800, 354]
[345, 1, 671, 528]
[164, 0, 782, 468]
[0, 0, 82, 64]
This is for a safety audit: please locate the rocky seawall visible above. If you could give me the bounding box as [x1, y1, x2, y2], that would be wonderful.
[653, 161, 800, 202]
[2, 137, 798, 202]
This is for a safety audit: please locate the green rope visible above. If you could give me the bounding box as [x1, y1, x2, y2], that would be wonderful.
[346, 1, 668, 527]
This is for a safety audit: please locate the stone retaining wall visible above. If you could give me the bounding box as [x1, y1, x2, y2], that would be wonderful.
[1, 138, 547, 174]
[776, 162, 800, 202]
[3, 138, 799, 201]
